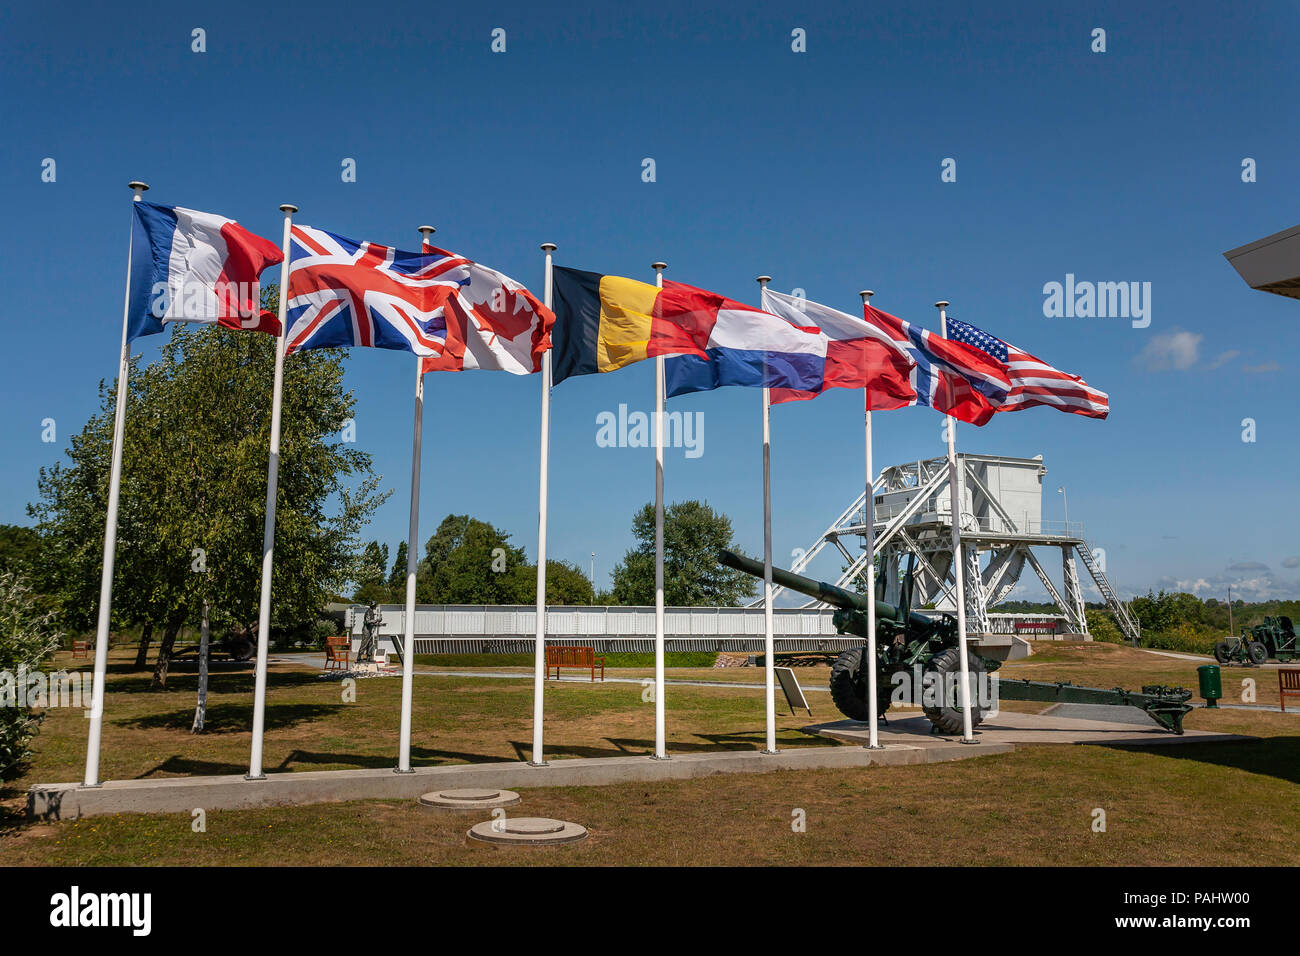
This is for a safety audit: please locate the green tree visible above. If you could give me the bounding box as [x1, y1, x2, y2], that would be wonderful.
[0, 573, 62, 780]
[506, 559, 596, 605]
[30, 291, 389, 687]
[387, 540, 409, 598]
[352, 540, 390, 604]
[611, 500, 755, 606]
[0, 525, 41, 579]
[422, 514, 527, 604]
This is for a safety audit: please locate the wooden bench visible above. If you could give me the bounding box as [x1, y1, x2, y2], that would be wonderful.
[324, 636, 351, 672]
[71, 639, 91, 659]
[1013, 622, 1058, 633]
[546, 646, 605, 681]
[1280, 668, 1300, 713]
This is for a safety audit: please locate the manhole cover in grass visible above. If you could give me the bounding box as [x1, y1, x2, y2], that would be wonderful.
[467, 817, 588, 845]
[418, 788, 521, 811]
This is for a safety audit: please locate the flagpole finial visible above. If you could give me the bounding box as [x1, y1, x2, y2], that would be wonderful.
[651, 261, 667, 271]
[859, 289, 875, 302]
[418, 225, 435, 236]
[934, 300, 949, 309]
[756, 275, 772, 285]
[280, 204, 298, 214]
[540, 242, 557, 252]
[128, 181, 149, 196]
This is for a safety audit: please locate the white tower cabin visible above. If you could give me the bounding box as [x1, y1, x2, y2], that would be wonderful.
[771, 453, 1140, 654]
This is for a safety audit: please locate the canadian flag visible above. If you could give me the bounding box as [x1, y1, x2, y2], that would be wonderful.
[420, 240, 554, 375]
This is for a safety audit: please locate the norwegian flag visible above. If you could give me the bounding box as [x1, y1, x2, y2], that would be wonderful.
[861, 305, 1011, 426]
[285, 225, 551, 374]
[946, 318, 1109, 419]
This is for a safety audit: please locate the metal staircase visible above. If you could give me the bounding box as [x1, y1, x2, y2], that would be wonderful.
[1076, 543, 1141, 645]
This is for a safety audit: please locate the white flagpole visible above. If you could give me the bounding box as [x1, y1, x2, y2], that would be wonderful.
[651, 260, 668, 760]
[83, 179, 148, 788]
[756, 276, 777, 755]
[936, 300, 976, 745]
[395, 225, 436, 773]
[859, 290, 883, 751]
[247, 203, 297, 780]
[530, 242, 556, 767]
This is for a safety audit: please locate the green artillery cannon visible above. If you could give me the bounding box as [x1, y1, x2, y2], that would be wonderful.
[718, 549, 1193, 734]
[1215, 616, 1297, 665]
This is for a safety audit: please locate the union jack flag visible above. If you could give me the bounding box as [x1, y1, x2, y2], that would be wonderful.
[946, 318, 1109, 419]
[285, 225, 552, 374]
[861, 305, 1011, 425]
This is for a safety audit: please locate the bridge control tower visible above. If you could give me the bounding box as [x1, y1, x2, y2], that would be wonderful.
[771, 453, 1140, 645]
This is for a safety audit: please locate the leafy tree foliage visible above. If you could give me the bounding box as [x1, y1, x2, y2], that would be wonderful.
[386, 540, 408, 597]
[0, 573, 61, 780]
[29, 292, 388, 686]
[411, 515, 595, 606]
[0, 525, 40, 579]
[611, 500, 754, 606]
[352, 540, 390, 604]
[421, 514, 527, 604]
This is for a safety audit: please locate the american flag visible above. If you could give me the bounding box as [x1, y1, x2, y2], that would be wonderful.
[861, 305, 1011, 426]
[946, 318, 1109, 419]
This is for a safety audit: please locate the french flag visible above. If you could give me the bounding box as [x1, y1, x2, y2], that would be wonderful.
[663, 281, 828, 397]
[126, 202, 283, 342]
[760, 288, 916, 407]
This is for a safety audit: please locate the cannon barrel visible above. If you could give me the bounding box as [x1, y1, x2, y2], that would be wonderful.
[718, 549, 912, 625]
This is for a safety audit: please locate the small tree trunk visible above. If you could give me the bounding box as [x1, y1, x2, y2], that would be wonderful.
[133, 621, 154, 671]
[192, 600, 210, 733]
[151, 619, 182, 690]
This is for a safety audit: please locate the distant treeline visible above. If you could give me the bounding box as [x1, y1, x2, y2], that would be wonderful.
[1001, 592, 1298, 654]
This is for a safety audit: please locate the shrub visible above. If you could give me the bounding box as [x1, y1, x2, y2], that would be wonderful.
[1085, 609, 1125, 645]
[0, 572, 62, 781]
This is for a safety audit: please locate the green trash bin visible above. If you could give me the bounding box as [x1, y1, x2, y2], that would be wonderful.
[1197, 663, 1222, 708]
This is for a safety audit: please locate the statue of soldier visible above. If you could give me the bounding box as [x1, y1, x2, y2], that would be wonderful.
[359, 601, 383, 663]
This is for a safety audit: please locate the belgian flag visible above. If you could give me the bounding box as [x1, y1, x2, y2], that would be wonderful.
[551, 266, 715, 384]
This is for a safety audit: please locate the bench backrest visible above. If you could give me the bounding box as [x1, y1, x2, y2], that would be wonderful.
[1280, 669, 1300, 692]
[325, 636, 350, 657]
[547, 646, 594, 666]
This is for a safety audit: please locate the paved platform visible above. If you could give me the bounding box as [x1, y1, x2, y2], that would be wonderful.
[805, 710, 1251, 747]
[27, 739, 1012, 821]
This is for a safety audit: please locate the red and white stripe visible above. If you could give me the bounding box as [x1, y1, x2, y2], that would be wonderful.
[1001, 343, 1109, 418]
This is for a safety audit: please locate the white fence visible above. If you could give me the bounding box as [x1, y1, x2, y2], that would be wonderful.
[346, 605, 1069, 655]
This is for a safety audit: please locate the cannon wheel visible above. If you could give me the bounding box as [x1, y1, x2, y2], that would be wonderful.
[922, 648, 989, 735]
[1248, 641, 1269, 665]
[829, 647, 892, 721]
[1213, 641, 1232, 664]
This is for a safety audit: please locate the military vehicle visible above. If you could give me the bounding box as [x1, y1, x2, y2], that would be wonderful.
[718, 549, 1193, 734]
[1215, 616, 1298, 664]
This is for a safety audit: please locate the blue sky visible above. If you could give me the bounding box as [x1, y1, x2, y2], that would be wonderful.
[2, 0, 1297, 602]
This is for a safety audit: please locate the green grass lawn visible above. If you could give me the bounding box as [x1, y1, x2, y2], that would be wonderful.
[2, 640, 1297, 866]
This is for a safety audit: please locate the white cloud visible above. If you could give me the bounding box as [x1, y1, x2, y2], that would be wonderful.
[1207, 349, 1240, 369]
[1135, 330, 1201, 371]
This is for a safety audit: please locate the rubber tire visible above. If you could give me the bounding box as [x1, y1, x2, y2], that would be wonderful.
[1213, 641, 1232, 664]
[1248, 642, 1269, 665]
[922, 647, 989, 735]
[226, 637, 255, 662]
[829, 648, 892, 722]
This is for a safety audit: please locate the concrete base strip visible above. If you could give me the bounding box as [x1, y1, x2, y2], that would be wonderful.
[27, 741, 1012, 821]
